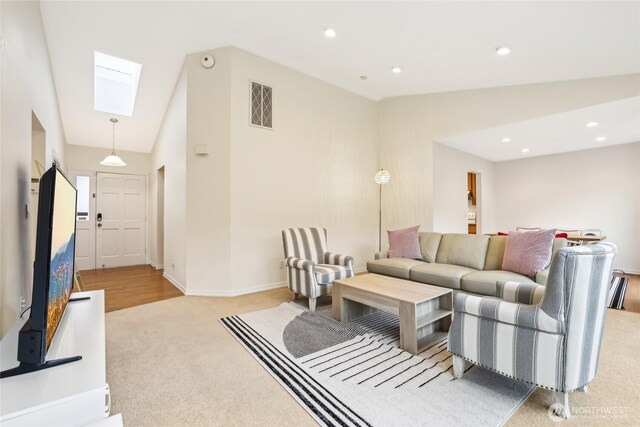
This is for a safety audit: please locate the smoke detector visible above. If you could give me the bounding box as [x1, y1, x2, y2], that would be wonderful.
[200, 54, 215, 69]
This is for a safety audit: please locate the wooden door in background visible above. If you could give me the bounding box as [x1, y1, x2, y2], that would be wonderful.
[96, 173, 146, 268]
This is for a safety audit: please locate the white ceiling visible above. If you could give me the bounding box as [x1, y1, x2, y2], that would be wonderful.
[40, 1, 640, 153]
[438, 97, 640, 162]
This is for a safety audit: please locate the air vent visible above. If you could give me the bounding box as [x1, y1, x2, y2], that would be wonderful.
[250, 81, 273, 129]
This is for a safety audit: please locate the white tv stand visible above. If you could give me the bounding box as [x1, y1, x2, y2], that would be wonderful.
[0, 290, 110, 426]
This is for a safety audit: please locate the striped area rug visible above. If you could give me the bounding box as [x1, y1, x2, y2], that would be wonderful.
[220, 303, 533, 427]
[608, 276, 628, 310]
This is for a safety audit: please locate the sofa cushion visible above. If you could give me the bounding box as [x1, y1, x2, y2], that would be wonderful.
[409, 263, 477, 290]
[502, 229, 556, 277]
[366, 258, 426, 279]
[484, 236, 507, 270]
[484, 236, 568, 272]
[418, 232, 443, 263]
[388, 225, 421, 259]
[435, 234, 490, 271]
[461, 270, 537, 296]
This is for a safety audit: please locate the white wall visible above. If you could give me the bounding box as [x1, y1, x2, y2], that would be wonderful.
[166, 46, 378, 295]
[378, 74, 640, 249]
[228, 47, 378, 293]
[495, 142, 640, 273]
[433, 143, 496, 234]
[149, 68, 187, 289]
[184, 48, 232, 295]
[65, 144, 151, 176]
[1, 1, 67, 338]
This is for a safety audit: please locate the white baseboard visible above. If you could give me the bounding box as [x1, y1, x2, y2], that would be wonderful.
[618, 268, 640, 275]
[149, 260, 164, 270]
[163, 271, 186, 294]
[185, 281, 287, 297]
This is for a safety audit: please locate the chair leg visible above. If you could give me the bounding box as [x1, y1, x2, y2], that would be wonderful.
[576, 385, 588, 393]
[551, 391, 571, 420]
[452, 355, 465, 379]
[309, 297, 317, 312]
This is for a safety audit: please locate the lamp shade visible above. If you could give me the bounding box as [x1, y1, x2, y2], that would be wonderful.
[374, 169, 390, 185]
[100, 117, 127, 167]
[100, 154, 127, 167]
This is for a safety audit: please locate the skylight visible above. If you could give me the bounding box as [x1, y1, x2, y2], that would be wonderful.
[94, 52, 142, 117]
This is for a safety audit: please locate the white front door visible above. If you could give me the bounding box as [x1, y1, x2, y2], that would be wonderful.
[96, 173, 146, 268]
[69, 170, 96, 271]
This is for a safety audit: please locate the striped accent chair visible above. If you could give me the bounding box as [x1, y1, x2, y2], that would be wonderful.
[282, 228, 354, 311]
[448, 243, 617, 419]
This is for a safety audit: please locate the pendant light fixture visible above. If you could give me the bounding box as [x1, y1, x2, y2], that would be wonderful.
[100, 118, 127, 167]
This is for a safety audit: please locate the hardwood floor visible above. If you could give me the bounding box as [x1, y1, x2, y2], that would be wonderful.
[621, 273, 640, 313]
[79, 265, 183, 312]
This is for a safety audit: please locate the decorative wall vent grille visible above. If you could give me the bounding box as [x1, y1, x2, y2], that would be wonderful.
[250, 81, 273, 129]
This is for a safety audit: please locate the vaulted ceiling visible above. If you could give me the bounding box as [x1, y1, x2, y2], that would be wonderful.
[40, 1, 640, 153]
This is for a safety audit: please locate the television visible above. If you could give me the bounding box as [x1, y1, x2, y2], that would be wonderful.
[1, 166, 83, 378]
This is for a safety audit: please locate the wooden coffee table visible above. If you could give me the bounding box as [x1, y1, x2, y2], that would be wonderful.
[332, 274, 452, 354]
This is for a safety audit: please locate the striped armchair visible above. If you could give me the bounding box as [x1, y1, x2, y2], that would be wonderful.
[448, 243, 617, 419]
[282, 227, 354, 311]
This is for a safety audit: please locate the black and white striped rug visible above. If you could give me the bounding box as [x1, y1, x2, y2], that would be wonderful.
[220, 303, 533, 427]
[608, 276, 628, 310]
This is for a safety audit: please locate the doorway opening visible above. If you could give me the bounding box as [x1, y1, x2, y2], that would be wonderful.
[156, 166, 165, 268]
[467, 172, 481, 234]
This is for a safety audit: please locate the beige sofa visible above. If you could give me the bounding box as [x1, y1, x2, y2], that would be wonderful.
[367, 232, 567, 296]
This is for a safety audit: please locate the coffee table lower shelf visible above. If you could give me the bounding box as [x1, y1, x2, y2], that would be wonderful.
[332, 274, 453, 355]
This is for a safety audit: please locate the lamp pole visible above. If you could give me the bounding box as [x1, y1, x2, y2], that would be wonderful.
[374, 169, 390, 252]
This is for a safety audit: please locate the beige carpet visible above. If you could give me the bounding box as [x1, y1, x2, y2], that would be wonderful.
[106, 288, 640, 426]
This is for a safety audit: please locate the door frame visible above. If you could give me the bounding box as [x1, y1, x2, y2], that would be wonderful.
[68, 170, 97, 270]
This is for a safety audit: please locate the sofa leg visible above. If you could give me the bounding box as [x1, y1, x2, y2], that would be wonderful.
[551, 391, 571, 420]
[309, 297, 317, 312]
[576, 385, 588, 393]
[292, 292, 299, 301]
[452, 355, 465, 379]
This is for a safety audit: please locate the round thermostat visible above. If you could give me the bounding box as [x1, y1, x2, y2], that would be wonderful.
[200, 54, 215, 69]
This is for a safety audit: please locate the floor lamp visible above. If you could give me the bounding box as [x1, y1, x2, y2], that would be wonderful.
[374, 169, 390, 252]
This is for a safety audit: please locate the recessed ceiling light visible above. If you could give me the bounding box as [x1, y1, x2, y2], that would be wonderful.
[586, 121, 599, 127]
[391, 66, 402, 73]
[324, 28, 336, 38]
[521, 148, 530, 153]
[501, 137, 511, 143]
[496, 46, 511, 56]
[596, 136, 607, 142]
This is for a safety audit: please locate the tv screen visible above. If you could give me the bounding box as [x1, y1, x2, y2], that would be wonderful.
[46, 169, 76, 349]
[1, 166, 81, 378]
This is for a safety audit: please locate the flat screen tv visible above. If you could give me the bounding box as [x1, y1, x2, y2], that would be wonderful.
[1, 166, 83, 379]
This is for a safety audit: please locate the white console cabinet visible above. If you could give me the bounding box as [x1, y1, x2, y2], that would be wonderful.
[0, 291, 110, 426]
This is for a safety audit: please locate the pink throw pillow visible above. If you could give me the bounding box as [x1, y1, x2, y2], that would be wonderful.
[388, 226, 421, 259]
[502, 229, 557, 277]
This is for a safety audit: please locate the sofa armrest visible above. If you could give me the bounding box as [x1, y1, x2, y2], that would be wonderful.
[374, 250, 389, 260]
[454, 293, 561, 333]
[285, 256, 315, 272]
[496, 280, 545, 304]
[324, 252, 354, 268]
